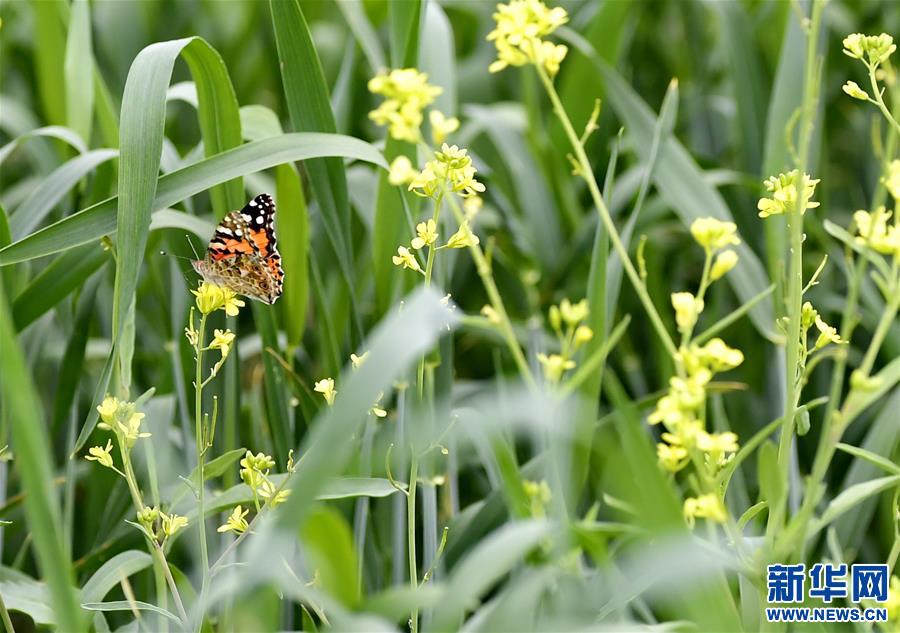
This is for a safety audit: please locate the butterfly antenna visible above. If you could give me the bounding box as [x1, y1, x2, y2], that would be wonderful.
[158, 250, 193, 262]
[186, 234, 201, 260]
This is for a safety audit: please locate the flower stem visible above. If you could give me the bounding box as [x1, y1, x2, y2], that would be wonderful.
[768, 0, 825, 546]
[194, 313, 210, 628]
[408, 452, 419, 633]
[534, 64, 678, 359]
[442, 193, 536, 386]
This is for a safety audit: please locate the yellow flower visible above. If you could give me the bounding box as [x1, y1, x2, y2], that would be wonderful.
[487, 0, 569, 77]
[258, 479, 291, 508]
[695, 338, 744, 372]
[671, 292, 703, 333]
[445, 221, 480, 249]
[368, 68, 442, 143]
[710, 249, 738, 281]
[221, 287, 245, 317]
[801, 301, 819, 329]
[350, 352, 369, 369]
[209, 329, 235, 358]
[690, 217, 740, 251]
[757, 170, 820, 218]
[121, 410, 150, 448]
[240, 450, 276, 491]
[537, 353, 575, 383]
[683, 494, 727, 526]
[696, 431, 739, 466]
[160, 512, 188, 538]
[481, 304, 501, 324]
[885, 576, 900, 621]
[559, 298, 588, 325]
[392, 246, 422, 272]
[85, 439, 115, 469]
[217, 505, 249, 534]
[137, 506, 159, 529]
[192, 281, 225, 314]
[429, 110, 460, 145]
[843, 33, 896, 65]
[853, 207, 899, 255]
[574, 325, 593, 345]
[522, 479, 551, 517]
[463, 195, 483, 220]
[411, 219, 438, 250]
[97, 396, 120, 425]
[409, 144, 485, 199]
[314, 378, 336, 406]
[842, 80, 870, 100]
[814, 315, 845, 350]
[656, 442, 688, 472]
[886, 160, 900, 201]
[388, 155, 418, 186]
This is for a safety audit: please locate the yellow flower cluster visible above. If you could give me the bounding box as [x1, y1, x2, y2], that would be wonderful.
[522, 479, 551, 518]
[487, 0, 569, 77]
[683, 494, 727, 527]
[690, 217, 740, 280]
[758, 170, 821, 218]
[137, 506, 188, 542]
[368, 68, 442, 143]
[192, 281, 244, 316]
[843, 33, 896, 66]
[886, 160, 900, 201]
[854, 207, 900, 258]
[538, 298, 593, 384]
[409, 144, 485, 199]
[238, 450, 290, 511]
[95, 395, 150, 449]
[650, 338, 744, 474]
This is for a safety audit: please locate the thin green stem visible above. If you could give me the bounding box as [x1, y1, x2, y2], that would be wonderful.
[408, 453, 419, 633]
[442, 193, 536, 386]
[868, 65, 900, 137]
[0, 589, 13, 633]
[768, 0, 824, 545]
[534, 64, 678, 360]
[194, 313, 210, 629]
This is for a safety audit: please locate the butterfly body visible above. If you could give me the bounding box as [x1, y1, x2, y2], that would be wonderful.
[192, 194, 284, 304]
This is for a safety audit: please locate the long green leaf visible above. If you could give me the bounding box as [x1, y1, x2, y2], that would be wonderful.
[10, 149, 118, 240]
[80, 550, 154, 603]
[64, 0, 94, 144]
[270, 0, 357, 335]
[0, 133, 387, 266]
[0, 269, 82, 630]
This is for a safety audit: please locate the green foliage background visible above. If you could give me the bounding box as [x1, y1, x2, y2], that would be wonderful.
[0, 0, 898, 631]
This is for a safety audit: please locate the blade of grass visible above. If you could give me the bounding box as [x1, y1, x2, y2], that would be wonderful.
[270, 0, 360, 342]
[10, 149, 118, 240]
[0, 133, 387, 266]
[64, 0, 94, 145]
[0, 270, 82, 631]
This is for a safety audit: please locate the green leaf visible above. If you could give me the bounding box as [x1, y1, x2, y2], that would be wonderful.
[336, 0, 385, 72]
[0, 133, 387, 266]
[300, 505, 360, 607]
[0, 271, 82, 630]
[842, 357, 900, 425]
[81, 601, 181, 624]
[430, 520, 554, 631]
[0, 125, 88, 166]
[80, 551, 154, 604]
[757, 441, 784, 511]
[808, 475, 900, 539]
[835, 442, 900, 477]
[64, 0, 95, 144]
[598, 61, 776, 340]
[13, 242, 108, 332]
[32, 0, 68, 126]
[275, 164, 309, 350]
[0, 567, 55, 626]
[270, 0, 358, 333]
[10, 149, 118, 240]
[252, 302, 292, 457]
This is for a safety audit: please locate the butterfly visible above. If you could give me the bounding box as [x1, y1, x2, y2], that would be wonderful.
[191, 193, 284, 304]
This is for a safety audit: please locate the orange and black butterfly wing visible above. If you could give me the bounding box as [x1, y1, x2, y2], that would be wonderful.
[240, 193, 284, 294]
